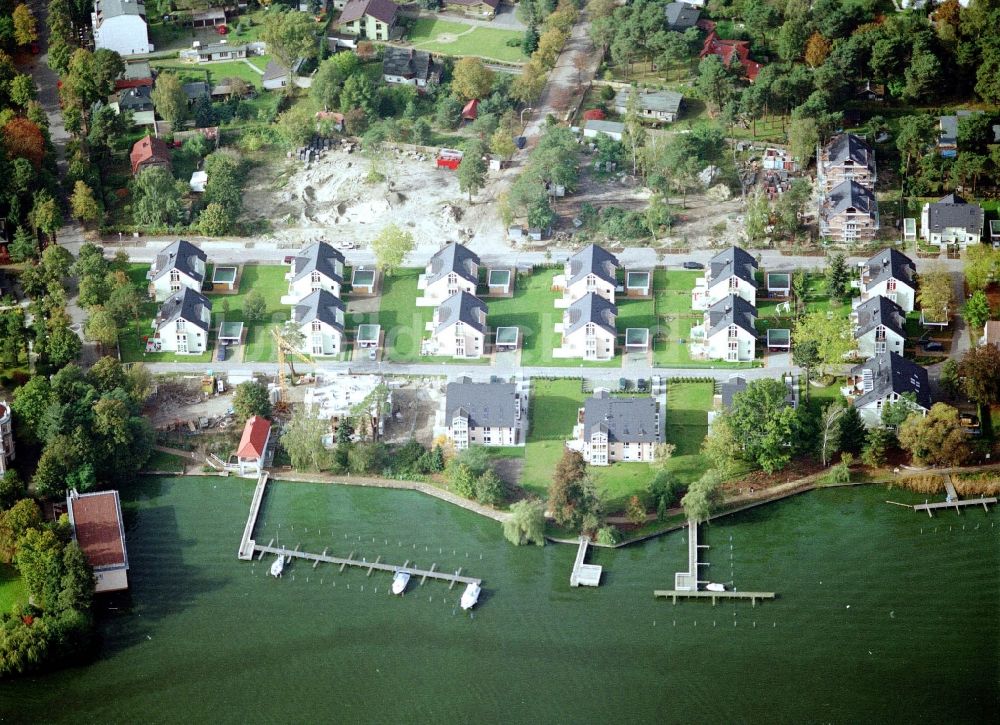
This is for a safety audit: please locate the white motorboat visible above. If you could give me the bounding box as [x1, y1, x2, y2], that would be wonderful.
[391, 570, 411, 595]
[705, 582, 726, 592]
[270, 554, 287, 578]
[460, 582, 481, 610]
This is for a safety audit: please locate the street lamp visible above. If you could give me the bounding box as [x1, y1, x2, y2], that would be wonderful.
[520, 107, 535, 126]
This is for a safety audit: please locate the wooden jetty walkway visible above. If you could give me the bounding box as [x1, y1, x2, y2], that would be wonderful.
[254, 544, 482, 587]
[889, 475, 996, 517]
[654, 590, 776, 606]
[569, 536, 602, 587]
[238, 473, 269, 560]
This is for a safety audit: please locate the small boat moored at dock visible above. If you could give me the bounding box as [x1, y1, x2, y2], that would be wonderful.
[270, 554, 287, 577]
[392, 571, 411, 595]
[705, 583, 726, 592]
[460, 582, 481, 610]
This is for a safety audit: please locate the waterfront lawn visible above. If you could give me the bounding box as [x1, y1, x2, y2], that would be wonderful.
[0, 564, 26, 612]
[521, 378, 585, 499]
[144, 450, 189, 472]
[408, 18, 527, 63]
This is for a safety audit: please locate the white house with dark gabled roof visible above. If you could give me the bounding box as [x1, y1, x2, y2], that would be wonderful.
[291, 289, 346, 356]
[426, 291, 487, 358]
[282, 241, 346, 304]
[417, 242, 480, 306]
[852, 295, 906, 357]
[92, 0, 151, 57]
[692, 246, 757, 310]
[555, 244, 620, 307]
[843, 352, 931, 428]
[443, 377, 524, 450]
[153, 287, 212, 354]
[147, 240, 207, 301]
[554, 293, 618, 360]
[571, 391, 663, 465]
[858, 248, 917, 312]
[920, 193, 984, 247]
[692, 294, 757, 362]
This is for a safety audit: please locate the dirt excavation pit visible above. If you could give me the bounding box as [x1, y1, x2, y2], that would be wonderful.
[242, 147, 509, 256]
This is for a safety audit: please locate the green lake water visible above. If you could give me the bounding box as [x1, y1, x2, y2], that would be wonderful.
[2, 477, 998, 723]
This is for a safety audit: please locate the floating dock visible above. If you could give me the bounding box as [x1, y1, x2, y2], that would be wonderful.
[254, 544, 481, 587]
[569, 536, 602, 587]
[654, 590, 776, 606]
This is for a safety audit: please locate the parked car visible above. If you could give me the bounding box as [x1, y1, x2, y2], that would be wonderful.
[515, 136, 526, 149]
[216, 344, 227, 361]
[923, 341, 944, 351]
[283, 255, 294, 264]
[682, 261, 704, 270]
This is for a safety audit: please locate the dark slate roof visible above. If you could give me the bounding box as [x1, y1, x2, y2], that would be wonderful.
[720, 375, 795, 409]
[854, 295, 906, 338]
[583, 391, 660, 443]
[155, 287, 212, 333]
[97, 0, 146, 19]
[340, 0, 398, 25]
[850, 352, 931, 410]
[427, 242, 479, 286]
[382, 46, 438, 82]
[564, 293, 617, 336]
[863, 248, 916, 291]
[613, 87, 683, 114]
[708, 245, 757, 289]
[435, 291, 487, 334]
[707, 294, 758, 337]
[290, 241, 345, 285]
[118, 85, 153, 110]
[825, 133, 875, 172]
[445, 380, 517, 429]
[665, 2, 701, 30]
[151, 240, 207, 283]
[182, 81, 210, 101]
[926, 193, 984, 234]
[262, 59, 287, 83]
[292, 289, 345, 332]
[826, 179, 877, 215]
[566, 244, 619, 287]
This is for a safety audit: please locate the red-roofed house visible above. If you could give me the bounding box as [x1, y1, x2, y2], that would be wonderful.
[699, 30, 763, 82]
[66, 490, 129, 593]
[130, 135, 172, 177]
[337, 0, 398, 40]
[236, 415, 272, 477]
[462, 98, 479, 121]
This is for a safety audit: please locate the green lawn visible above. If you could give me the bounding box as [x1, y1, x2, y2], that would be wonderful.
[407, 18, 527, 63]
[756, 273, 852, 339]
[149, 58, 268, 89]
[378, 269, 434, 362]
[145, 450, 189, 472]
[0, 564, 26, 612]
[120, 264, 287, 363]
[487, 269, 562, 366]
[521, 378, 586, 500]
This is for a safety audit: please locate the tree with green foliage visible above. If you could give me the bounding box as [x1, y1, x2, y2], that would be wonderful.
[371, 223, 414, 274]
[917, 265, 953, 325]
[281, 409, 331, 472]
[451, 57, 494, 102]
[474, 469, 505, 506]
[744, 189, 770, 244]
[150, 71, 187, 128]
[312, 52, 362, 110]
[837, 405, 867, 455]
[548, 449, 598, 528]
[30, 192, 63, 243]
[964, 290, 991, 330]
[261, 8, 317, 93]
[47, 326, 82, 368]
[340, 73, 378, 116]
[277, 100, 317, 146]
[0, 498, 41, 563]
[861, 425, 890, 468]
[793, 311, 853, 377]
[84, 308, 118, 351]
[0, 471, 26, 510]
[198, 202, 233, 236]
[728, 378, 801, 473]
[233, 381, 272, 424]
[12, 4, 38, 46]
[681, 469, 722, 523]
[696, 55, 737, 115]
[897, 403, 970, 467]
[503, 499, 546, 546]
[9, 226, 38, 263]
[788, 117, 819, 166]
[458, 139, 487, 202]
[824, 252, 851, 303]
[964, 245, 1000, 292]
[131, 166, 184, 227]
[0, 305, 27, 365]
[70, 180, 100, 226]
[243, 290, 267, 323]
[648, 469, 683, 520]
[881, 392, 920, 431]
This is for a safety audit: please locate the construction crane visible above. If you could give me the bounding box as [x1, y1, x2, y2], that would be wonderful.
[271, 324, 314, 413]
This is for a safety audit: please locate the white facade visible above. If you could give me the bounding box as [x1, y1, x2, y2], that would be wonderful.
[155, 310, 211, 354]
[854, 394, 927, 429]
[430, 319, 485, 359]
[448, 415, 519, 450]
[692, 273, 756, 311]
[286, 268, 342, 303]
[920, 203, 982, 247]
[149, 262, 205, 301]
[582, 431, 657, 466]
[297, 318, 344, 356]
[562, 272, 616, 306]
[0, 402, 14, 475]
[701, 323, 756, 362]
[862, 277, 915, 313]
[855, 325, 905, 358]
[92, 3, 151, 56]
[417, 271, 478, 306]
[555, 322, 617, 361]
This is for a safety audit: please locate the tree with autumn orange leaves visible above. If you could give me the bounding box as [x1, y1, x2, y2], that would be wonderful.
[2, 117, 45, 168]
[804, 32, 832, 68]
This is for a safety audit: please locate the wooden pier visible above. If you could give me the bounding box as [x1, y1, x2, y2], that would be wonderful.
[654, 590, 776, 606]
[912, 497, 996, 516]
[238, 473, 269, 560]
[569, 536, 602, 587]
[253, 544, 482, 587]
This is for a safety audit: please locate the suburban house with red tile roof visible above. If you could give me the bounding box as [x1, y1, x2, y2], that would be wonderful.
[130, 135, 172, 176]
[66, 490, 129, 593]
[699, 29, 763, 82]
[236, 416, 272, 477]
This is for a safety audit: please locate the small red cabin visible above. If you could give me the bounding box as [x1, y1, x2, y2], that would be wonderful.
[436, 148, 463, 170]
